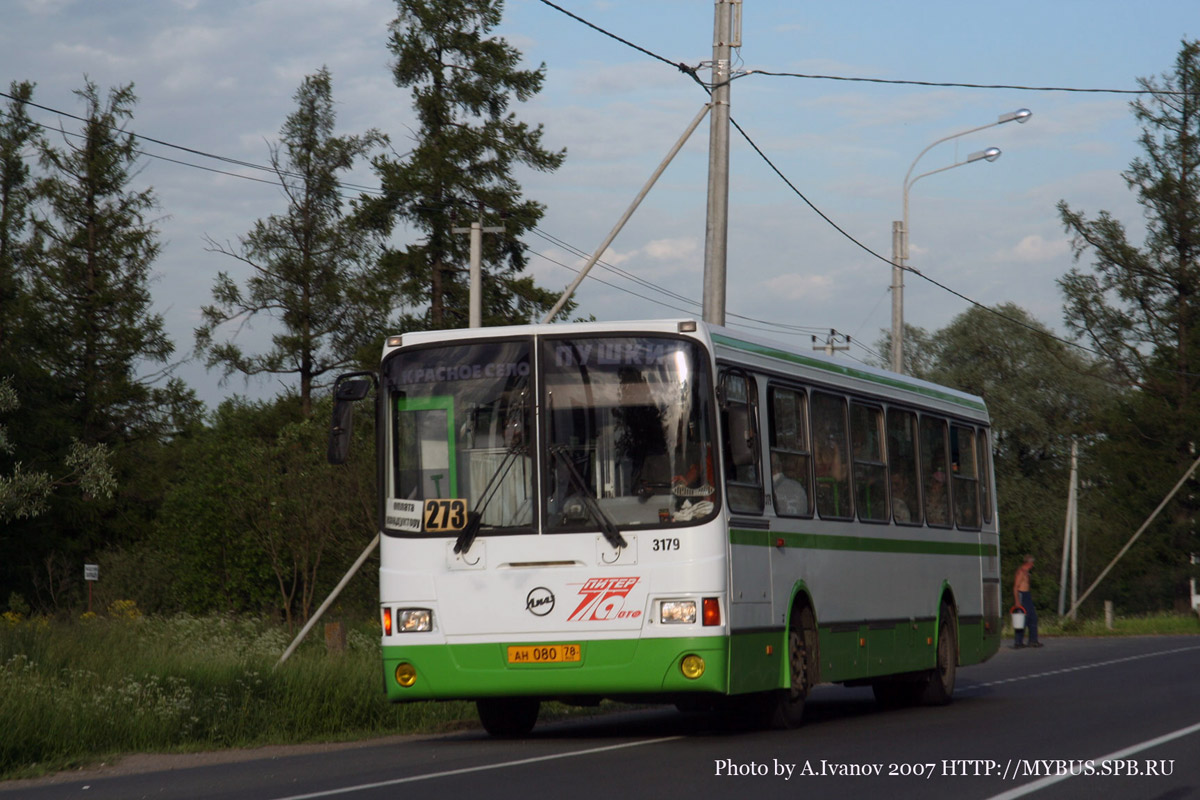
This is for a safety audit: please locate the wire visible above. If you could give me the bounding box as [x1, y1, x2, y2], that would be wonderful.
[528, 1, 1131, 364]
[746, 70, 1179, 95]
[0, 94, 388, 199]
[533, 0, 699, 79]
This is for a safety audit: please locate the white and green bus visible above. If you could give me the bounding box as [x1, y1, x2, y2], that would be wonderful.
[328, 318, 1002, 736]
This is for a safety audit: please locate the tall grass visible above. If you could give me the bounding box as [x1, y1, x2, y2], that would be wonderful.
[0, 612, 473, 780]
[1002, 610, 1200, 638]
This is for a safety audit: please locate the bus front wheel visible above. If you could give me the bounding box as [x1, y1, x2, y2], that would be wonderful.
[476, 697, 540, 737]
[772, 604, 816, 728]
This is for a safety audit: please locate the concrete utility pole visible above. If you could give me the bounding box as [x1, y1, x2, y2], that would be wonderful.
[890, 221, 904, 372]
[453, 210, 504, 328]
[1058, 440, 1079, 618]
[701, 0, 739, 327]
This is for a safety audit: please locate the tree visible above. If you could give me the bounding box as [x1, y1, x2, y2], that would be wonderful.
[2, 80, 198, 610]
[879, 305, 1115, 610]
[366, 0, 568, 330]
[0, 375, 114, 522]
[871, 323, 943, 379]
[198, 68, 389, 418]
[146, 397, 376, 622]
[0, 81, 42, 359]
[28, 79, 196, 444]
[1058, 40, 1200, 610]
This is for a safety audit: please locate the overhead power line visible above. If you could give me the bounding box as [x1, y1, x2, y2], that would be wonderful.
[745, 70, 1180, 95]
[532, 0, 1126, 363]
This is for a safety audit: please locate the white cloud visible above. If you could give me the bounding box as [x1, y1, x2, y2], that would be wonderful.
[643, 237, 697, 260]
[763, 272, 835, 301]
[1011, 234, 1069, 263]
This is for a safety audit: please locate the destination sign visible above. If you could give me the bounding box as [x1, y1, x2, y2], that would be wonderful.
[553, 341, 675, 368]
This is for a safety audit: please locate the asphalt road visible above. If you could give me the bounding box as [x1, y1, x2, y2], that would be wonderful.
[5, 635, 1199, 800]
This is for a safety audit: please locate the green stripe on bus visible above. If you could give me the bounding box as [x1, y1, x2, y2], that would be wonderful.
[730, 527, 998, 558]
[711, 333, 987, 412]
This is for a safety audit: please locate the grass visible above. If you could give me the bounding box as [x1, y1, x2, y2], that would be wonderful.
[1002, 610, 1200, 638]
[2, 607, 1197, 781]
[0, 611, 476, 780]
[1038, 610, 1200, 637]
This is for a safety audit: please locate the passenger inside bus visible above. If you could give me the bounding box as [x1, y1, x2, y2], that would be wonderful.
[771, 451, 809, 516]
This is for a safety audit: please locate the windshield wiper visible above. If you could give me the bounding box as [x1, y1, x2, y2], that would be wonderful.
[455, 385, 529, 556]
[453, 443, 524, 555]
[549, 445, 627, 551]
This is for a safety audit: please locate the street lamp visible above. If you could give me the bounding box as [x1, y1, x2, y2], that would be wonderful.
[890, 109, 1031, 374]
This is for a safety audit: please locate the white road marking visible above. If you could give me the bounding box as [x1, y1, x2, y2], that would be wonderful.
[960, 643, 1200, 692]
[268, 735, 684, 800]
[984, 719, 1200, 800]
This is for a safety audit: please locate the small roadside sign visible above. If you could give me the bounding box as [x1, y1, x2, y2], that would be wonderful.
[84, 564, 99, 582]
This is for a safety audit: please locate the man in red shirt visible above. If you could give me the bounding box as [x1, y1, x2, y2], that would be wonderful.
[1013, 555, 1041, 648]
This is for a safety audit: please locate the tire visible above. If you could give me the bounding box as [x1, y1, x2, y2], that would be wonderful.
[476, 697, 540, 737]
[764, 604, 816, 729]
[920, 602, 957, 706]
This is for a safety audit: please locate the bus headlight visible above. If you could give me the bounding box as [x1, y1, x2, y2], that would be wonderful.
[680, 654, 705, 679]
[397, 609, 432, 632]
[660, 600, 697, 624]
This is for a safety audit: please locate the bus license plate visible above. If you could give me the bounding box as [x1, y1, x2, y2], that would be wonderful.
[507, 644, 581, 664]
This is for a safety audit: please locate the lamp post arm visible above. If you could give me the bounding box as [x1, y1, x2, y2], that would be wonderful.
[902, 120, 1001, 198]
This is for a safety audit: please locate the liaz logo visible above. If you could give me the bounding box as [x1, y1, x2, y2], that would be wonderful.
[525, 587, 555, 617]
[567, 577, 642, 622]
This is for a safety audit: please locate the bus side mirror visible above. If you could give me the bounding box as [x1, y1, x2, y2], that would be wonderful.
[328, 375, 374, 465]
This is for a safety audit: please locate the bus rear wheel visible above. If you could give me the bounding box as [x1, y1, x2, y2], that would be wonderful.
[476, 697, 540, 737]
[872, 602, 957, 708]
[919, 602, 957, 705]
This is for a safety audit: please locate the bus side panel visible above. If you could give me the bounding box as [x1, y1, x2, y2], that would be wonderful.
[961, 529, 1003, 665]
[728, 532, 785, 694]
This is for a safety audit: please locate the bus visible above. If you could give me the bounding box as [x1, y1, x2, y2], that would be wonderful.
[327, 318, 1002, 736]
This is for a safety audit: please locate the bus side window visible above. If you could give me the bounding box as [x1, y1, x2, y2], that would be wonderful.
[812, 391, 852, 519]
[768, 386, 813, 518]
[887, 408, 922, 525]
[920, 416, 951, 528]
[951, 424, 981, 529]
[719, 370, 763, 514]
[851, 403, 888, 522]
[977, 428, 994, 525]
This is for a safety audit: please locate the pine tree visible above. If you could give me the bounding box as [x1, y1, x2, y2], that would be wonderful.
[197, 68, 388, 418]
[29, 79, 195, 444]
[366, 0, 567, 330]
[0, 81, 41, 361]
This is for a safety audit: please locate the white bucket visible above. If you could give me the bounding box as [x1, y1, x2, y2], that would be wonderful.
[1011, 608, 1026, 630]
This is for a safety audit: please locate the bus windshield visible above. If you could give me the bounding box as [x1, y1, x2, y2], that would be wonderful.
[382, 334, 717, 538]
[385, 339, 535, 535]
[543, 336, 716, 530]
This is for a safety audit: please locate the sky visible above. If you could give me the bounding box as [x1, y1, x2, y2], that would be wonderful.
[2, 0, 1197, 408]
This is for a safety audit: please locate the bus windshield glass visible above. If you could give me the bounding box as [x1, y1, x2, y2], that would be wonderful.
[385, 339, 534, 535]
[543, 336, 716, 530]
